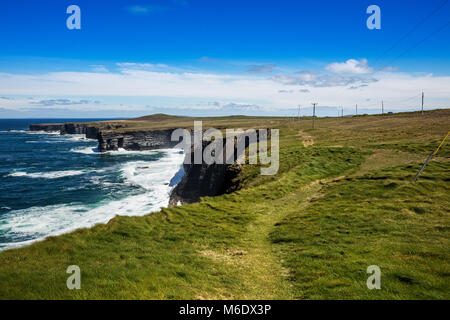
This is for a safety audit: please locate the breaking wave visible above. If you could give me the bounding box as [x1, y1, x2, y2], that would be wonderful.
[0, 149, 184, 250]
[7, 170, 87, 179]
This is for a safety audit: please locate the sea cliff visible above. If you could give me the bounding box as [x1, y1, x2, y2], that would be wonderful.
[29, 121, 262, 204]
[98, 129, 178, 152]
[29, 123, 100, 139]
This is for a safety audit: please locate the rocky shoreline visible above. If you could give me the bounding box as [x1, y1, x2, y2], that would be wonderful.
[29, 122, 257, 204]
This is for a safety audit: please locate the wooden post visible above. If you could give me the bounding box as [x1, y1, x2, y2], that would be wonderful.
[312, 103, 318, 129]
[421, 92, 424, 115]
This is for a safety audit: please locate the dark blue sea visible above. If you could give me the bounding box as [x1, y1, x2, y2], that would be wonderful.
[0, 119, 184, 250]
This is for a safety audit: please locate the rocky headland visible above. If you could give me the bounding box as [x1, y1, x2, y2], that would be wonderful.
[29, 120, 266, 204]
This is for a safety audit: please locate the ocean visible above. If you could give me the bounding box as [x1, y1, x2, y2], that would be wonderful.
[0, 119, 184, 250]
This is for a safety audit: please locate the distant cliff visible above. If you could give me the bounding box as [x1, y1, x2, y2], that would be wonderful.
[29, 123, 65, 132]
[61, 123, 100, 139]
[98, 129, 178, 152]
[29, 123, 100, 139]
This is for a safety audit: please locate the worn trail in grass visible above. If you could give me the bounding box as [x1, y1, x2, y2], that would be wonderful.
[208, 180, 324, 299]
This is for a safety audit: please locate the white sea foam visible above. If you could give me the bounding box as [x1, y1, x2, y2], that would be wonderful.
[70, 146, 99, 154]
[0, 149, 185, 250]
[70, 146, 175, 155]
[61, 134, 97, 142]
[7, 170, 86, 179]
[32, 130, 60, 135]
[26, 134, 97, 144]
[120, 151, 184, 191]
[1, 131, 96, 144]
[6, 130, 61, 135]
[26, 140, 65, 144]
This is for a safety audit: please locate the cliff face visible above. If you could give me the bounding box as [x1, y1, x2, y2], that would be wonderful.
[169, 131, 268, 205]
[60, 123, 100, 139]
[98, 129, 178, 152]
[29, 123, 100, 140]
[169, 160, 242, 205]
[29, 124, 65, 132]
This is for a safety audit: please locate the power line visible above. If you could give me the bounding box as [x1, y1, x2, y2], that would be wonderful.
[294, 5, 450, 119]
[320, 2, 449, 114]
[377, 19, 450, 72]
[372, 0, 449, 68]
[354, 93, 423, 111]
[385, 93, 422, 104]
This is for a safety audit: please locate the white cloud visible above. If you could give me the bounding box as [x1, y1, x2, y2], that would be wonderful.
[325, 59, 374, 75]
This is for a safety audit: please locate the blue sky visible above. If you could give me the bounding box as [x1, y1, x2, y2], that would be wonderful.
[0, 0, 449, 118]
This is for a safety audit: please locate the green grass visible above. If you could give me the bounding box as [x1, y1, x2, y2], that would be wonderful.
[270, 162, 449, 299]
[0, 109, 449, 299]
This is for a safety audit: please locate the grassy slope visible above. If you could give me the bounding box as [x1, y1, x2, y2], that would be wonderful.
[0, 110, 449, 299]
[55, 114, 289, 134]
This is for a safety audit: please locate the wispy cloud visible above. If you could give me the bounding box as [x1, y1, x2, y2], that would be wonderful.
[30, 99, 92, 106]
[348, 84, 369, 90]
[116, 62, 169, 69]
[126, 1, 187, 15]
[272, 70, 377, 88]
[200, 56, 218, 62]
[126, 5, 166, 15]
[90, 65, 109, 73]
[381, 66, 400, 72]
[247, 64, 277, 74]
[221, 102, 261, 111]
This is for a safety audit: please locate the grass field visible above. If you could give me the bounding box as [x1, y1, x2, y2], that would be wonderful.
[0, 109, 449, 299]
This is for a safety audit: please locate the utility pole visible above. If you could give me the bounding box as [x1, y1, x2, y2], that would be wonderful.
[312, 103, 318, 129]
[422, 91, 424, 115]
[382, 100, 384, 115]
